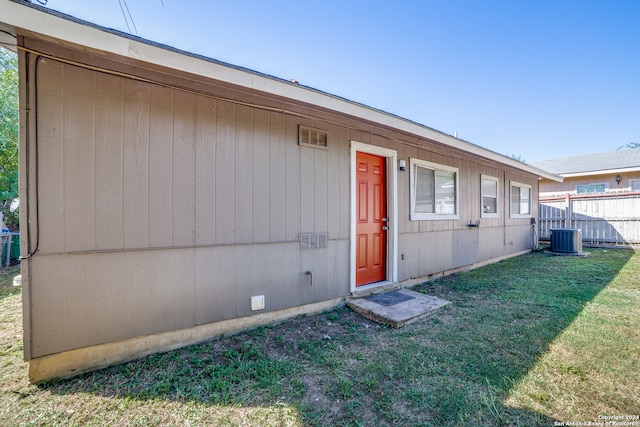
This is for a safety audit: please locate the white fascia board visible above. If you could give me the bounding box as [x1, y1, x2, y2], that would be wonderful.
[561, 166, 640, 178]
[1, 0, 561, 182]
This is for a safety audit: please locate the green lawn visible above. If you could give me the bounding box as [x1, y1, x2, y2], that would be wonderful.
[1, 248, 639, 426]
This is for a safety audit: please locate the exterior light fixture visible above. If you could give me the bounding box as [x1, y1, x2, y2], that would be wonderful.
[399, 160, 406, 171]
[615, 174, 621, 185]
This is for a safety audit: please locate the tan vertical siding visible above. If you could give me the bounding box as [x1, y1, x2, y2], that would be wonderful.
[215, 100, 236, 244]
[268, 245, 288, 311]
[63, 65, 96, 252]
[122, 79, 150, 248]
[337, 126, 351, 240]
[194, 95, 217, 245]
[235, 105, 254, 243]
[194, 247, 219, 325]
[37, 59, 64, 254]
[300, 147, 315, 233]
[268, 112, 287, 241]
[96, 253, 128, 341]
[217, 246, 239, 321]
[148, 84, 173, 247]
[24, 42, 541, 361]
[327, 126, 341, 240]
[235, 246, 254, 317]
[173, 249, 197, 328]
[284, 116, 301, 241]
[396, 143, 409, 234]
[30, 256, 66, 355]
[172, 90, 197, 246]
[253, 109, 271, 242]
[124, 251, 152, 336]
[95, 73, 124, 250]
[252, 245, 270, 306]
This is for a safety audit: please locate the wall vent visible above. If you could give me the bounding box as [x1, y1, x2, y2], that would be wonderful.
[299, 126, 328, 149]
[550, 228, 582, 253]
[298, 232, 328, 250]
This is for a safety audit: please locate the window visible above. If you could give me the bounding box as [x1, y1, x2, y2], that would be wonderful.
[631, 179, 640, 191]
[481, 175, 499, 218]
[410, 158, 458, 220]
[510, 181, 532, 217]
[576, 183, 607, 194]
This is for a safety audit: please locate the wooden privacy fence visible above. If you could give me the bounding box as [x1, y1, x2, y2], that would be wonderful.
[539, 193, 640, 244]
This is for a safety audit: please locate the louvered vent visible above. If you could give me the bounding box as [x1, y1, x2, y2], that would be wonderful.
[299, 126, 328, 149]
[298, 232, 328, 250]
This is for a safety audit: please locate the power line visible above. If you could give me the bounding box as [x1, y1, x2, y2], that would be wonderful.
[118, 0, 138, 34]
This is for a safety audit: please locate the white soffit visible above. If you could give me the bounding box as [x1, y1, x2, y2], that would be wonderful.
[0, 0, 561, 182]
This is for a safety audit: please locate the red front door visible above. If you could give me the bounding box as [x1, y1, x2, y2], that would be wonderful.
[356, 152, 387, 286]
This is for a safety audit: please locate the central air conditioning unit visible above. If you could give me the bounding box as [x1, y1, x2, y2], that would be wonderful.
[550, 228, 582, 253]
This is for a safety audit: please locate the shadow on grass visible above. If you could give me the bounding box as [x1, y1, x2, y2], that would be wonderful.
[37, 248, 634, 426]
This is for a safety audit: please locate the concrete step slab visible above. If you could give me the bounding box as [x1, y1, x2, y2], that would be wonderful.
[347, 288, 450, 328]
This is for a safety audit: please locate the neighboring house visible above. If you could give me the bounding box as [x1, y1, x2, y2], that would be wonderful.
[1, 1, 561, 383]
[531, 148, 640, 244]
[531, 147, 640, 197]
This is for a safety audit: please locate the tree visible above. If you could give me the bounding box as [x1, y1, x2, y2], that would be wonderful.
[0, 48, 19, 229]
[507, 153, 526, 163]
[617, 142, 639, 150]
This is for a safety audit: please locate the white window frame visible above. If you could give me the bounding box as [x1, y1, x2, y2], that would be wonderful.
[480, 174, 499, 219]
[631, 179, 640, 191]
[510, 181, 532, 218]
[410, 158, 459, 221]
[575, 182, 608, 194]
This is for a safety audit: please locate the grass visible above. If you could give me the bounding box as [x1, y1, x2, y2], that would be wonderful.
[1, 247, 639, 426]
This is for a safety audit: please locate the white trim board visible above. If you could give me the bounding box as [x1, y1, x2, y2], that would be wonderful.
[350, 141, 398, 293]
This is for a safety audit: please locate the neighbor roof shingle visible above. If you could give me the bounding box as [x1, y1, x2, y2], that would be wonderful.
[530, 147, 640, 175]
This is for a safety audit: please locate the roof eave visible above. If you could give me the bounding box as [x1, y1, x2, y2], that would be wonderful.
[560, 166, 640, 178]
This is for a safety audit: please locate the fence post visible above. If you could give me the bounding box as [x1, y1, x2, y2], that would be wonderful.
[564, 193, 570, 228]
[5, 234, 11, 267]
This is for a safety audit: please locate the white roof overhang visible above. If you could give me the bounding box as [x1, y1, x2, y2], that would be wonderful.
[559, 166, 640, 179]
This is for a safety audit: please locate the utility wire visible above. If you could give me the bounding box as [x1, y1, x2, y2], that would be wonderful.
[118, 0, 138, 34]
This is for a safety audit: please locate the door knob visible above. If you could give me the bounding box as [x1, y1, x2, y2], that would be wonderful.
[382, 226, 389, 231]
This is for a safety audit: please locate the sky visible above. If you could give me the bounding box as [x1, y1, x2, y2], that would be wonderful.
[41, 0, 640, 163]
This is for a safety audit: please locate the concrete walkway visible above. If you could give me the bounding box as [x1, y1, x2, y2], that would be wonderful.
[347, 288, 450, 328]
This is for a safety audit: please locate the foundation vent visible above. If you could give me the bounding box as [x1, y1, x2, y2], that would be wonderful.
[299, 126, 328, 149]
[298, 232, 328, 250]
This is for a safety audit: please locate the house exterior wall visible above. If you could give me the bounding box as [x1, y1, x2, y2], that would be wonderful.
[539, 173, 640, 196]
[20, 37, 540, 376]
